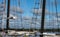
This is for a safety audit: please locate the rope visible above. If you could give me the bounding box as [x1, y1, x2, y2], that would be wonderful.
[55, 0, 59, 32]
[13, 0, 16, 27]
[48, 0, 54, 33]
[1, 0, 4, 30]
[37, 0, 41, 31]
[48, 0, 51, 32]
[52, 1, 54, 32]
[16, 0, 18, 29]
[40, 0, 43, 8]
[32, 0, 42, 32]
[18, 0, 23, 30]
[2, 0, 6, 31]
[31, 0, 41, 37]
[32, 0, 37, 32]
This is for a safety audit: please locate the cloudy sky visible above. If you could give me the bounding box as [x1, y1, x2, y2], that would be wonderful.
[0, 0, 59, 16]
[0, 0, 60, 29]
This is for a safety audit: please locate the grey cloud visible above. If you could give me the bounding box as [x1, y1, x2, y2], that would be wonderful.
[10, 6, 23, 13]
[32, 8, 60, 16]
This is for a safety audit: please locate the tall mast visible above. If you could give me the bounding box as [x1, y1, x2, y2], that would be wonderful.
[6, 0, 10, 33]
[40, 0, 46, 37]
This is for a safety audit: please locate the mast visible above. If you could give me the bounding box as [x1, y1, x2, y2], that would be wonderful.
[6, 0, 10, 33]
[40, 0, 46, 37]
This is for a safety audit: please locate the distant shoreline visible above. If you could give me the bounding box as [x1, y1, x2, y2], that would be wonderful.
[0, 28, 60, 32]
